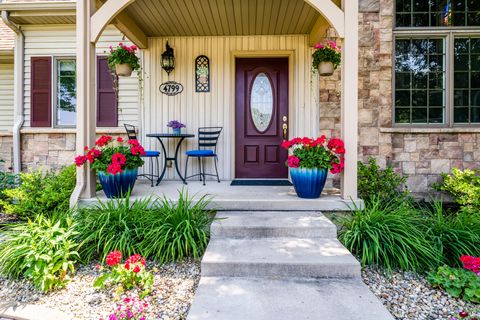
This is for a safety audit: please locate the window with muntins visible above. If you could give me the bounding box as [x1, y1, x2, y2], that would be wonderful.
[394, 1, 480, 126]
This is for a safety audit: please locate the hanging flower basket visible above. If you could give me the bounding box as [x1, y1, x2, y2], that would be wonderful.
[281, 136, 345, 199]
[74, 136, 146, 198]
[318, 61, 335, 77]
[115, 63, 133, 77]
[312, 41, 341, 76]
[108, 43, 140, 77]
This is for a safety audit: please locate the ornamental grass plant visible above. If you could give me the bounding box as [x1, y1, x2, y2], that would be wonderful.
[75, 190, 214, 263]
[338, 198, 437, 272]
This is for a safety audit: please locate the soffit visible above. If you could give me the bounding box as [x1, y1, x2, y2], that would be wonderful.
[125, 0, 321, 37]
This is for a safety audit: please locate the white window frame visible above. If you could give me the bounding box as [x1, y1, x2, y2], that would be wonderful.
[52, 57, 76, 128]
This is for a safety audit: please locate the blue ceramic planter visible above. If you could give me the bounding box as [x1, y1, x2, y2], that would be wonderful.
[173, 128, 181, 135]
[98, 168, 138, 199]
[290, 167, 328, 199]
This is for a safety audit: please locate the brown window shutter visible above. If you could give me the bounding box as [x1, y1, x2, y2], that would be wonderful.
[97, 57, 118, 127]
[31, 57, 52, 127]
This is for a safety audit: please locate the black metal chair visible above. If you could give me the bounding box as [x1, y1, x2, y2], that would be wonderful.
[184, 127, 222, 185]
[124, 124, 160, 187]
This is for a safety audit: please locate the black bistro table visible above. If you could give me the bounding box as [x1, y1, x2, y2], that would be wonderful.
[146, 133, 195, 185]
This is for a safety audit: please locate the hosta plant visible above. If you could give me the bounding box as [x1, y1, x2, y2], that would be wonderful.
[94, 251, 153, 298]
[0, 214, 80, 291]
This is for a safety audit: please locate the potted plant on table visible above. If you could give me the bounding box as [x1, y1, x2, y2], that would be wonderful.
[281, 136, 345, 199]
[74, 136, 146, 198]
[312, 41, 341, 76]
[167, 120, 186, 135]
[108, 42, 140, 77]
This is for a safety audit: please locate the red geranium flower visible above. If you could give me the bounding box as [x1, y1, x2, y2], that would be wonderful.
[330, 156, 345, 174]
[95, 135, 113, 147]
[112, 153, 127, 165]
[281, 140, 292, 149]
[133, 265, 141, 273]
[117, 137, 124, 143]
[124, 262, 130, 270]
[327, 137, 345, 154]
[75, 155, 87, 167]
[107, 163, 123, 175]
[287, 155, 300, 168]
[106, 251, 122, 267]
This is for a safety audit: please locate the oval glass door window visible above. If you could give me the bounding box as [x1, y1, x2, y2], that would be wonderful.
[250, 72, 273, 132]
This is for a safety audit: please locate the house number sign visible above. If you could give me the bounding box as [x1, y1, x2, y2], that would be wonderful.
[159, 81, 184, 96]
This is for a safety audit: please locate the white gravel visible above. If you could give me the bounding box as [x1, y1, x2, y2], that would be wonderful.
[0, 260, 200, 320]
[362, 267, 478, 320]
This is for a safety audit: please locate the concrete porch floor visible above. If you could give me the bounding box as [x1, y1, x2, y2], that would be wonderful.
[79, 180, 362, 211]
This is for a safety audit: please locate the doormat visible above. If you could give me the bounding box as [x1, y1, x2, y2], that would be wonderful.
[231, 180, 292, 186]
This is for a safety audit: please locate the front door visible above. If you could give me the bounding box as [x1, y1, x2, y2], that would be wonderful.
[235, 58, 289, 178]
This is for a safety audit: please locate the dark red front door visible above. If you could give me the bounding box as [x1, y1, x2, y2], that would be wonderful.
[235, 58, 289, 178]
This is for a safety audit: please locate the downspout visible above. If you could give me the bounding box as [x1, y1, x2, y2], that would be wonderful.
[1, 10, 24, 174]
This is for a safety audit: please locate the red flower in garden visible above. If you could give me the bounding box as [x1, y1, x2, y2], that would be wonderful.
[133, 265, 141, 273]
[330, 156, 345, 174]
[96, 135, 113, 147]
[301, 137, 313, 146]
[112, 153, 127, 166]
[107, 163, 123, 175]
[124, 262, 130, 270]
[290, 137, 302, 145]
[86, 148, 102, 163]
[131, 145, 146, 156]
[75, 155, 87, 167]
[117, 137, 124, 143]
[459, 311, 469, 318]
[281, 140, 292, 149]
[460, 255, 480, 274]
[106, 251, 122, 267]
[287, 155, 300, 168]
[127, 254, 142, 264]
[327, 137, 345, 154]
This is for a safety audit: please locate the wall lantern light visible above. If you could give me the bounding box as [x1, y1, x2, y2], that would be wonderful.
[161, 41, 175, 75]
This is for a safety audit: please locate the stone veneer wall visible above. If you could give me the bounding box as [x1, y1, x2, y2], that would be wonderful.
[20, 132, 129, 172]
[320, 0, 480, 197]
[0, 135, 13, 171]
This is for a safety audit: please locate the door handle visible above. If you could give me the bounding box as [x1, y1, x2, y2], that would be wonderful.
[283, 123, 288, 139]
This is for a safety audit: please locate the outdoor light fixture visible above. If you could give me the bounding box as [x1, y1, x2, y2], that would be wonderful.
[161, 41, 175, 75]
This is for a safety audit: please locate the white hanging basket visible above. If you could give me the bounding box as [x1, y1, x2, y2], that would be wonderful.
[115, 63, 133, 77]
[317, 61, 335, 76]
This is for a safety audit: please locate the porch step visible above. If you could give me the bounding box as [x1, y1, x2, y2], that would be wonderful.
[201, 237, 361, 278]
[211, 211, 337, 238]
[188, 277, 394, 320]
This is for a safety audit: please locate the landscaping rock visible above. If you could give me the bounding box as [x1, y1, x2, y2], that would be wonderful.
[0, 260, 200, 320]
[362, 267, 477, 320]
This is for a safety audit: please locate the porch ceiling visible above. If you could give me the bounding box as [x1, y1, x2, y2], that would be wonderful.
[124, 0, 321, 37]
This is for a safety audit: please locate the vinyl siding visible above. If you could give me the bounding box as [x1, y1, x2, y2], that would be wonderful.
[0, 64, 14, 131]
[142, 35, 319, 180]
[22, 25, 139, 127]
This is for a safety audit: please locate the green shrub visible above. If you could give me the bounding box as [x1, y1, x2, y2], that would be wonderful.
[435, 168, 480, 208]
[358, 157, 410, 205]
[0, 214, 80, 291]
[75, 191, 214, 263]
[0, 165, 76, 219]
[428, 265, 480, 303]
[422, 201, 480, 268]
[338, 198, 437, 272]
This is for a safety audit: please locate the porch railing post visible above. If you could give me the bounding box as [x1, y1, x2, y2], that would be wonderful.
[70, 0, 97, 207]
[340, 0, 359, 200]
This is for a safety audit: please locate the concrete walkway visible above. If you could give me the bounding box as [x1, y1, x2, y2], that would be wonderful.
[188, 211, 393, 320]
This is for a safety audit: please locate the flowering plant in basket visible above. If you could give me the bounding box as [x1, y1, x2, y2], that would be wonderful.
[75, 136, 145, 175]
[281, 136, 345, 174]
[312, 41, 341, 70]
[94, 251, 154, 298]
[167, 120, 186, 130]
[108, 43, 140, 71]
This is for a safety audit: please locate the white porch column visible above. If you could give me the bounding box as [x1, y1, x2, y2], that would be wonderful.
[70, 0, 97, 206]
[340, 0, 359, 200]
